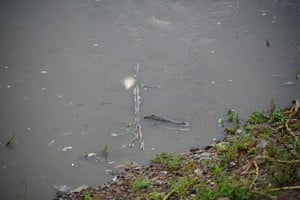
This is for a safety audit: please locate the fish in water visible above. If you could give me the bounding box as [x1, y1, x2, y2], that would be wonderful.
[144, 115, 190, 127]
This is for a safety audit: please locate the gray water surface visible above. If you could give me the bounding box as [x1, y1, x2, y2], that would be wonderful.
[0, 0, 299, 199]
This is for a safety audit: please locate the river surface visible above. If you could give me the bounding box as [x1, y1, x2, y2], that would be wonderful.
[0, 0, 299, 199]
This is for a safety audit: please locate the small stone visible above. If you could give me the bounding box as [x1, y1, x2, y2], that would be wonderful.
[296, 168, 300, 180]
[72, 185, 89, 193]
[189, 147, 200, 152]
[256, 139, 269, 149]
[194, 168, 203, 176]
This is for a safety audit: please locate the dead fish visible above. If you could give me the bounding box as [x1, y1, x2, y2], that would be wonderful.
[144, 115, 190, 127]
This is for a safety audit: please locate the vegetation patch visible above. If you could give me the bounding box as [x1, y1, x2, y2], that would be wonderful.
[55, 99, 300, 200]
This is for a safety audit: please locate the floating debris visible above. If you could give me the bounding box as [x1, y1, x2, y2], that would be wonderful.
[40, 70, 48, 74]
[83, 152, 101, 162]
[235, 30, 248, 40]
[49, 139, 55, 146]
[5, 133, 14, 147]
[61, 146, 73, 151]
[272, 74, 288, 79]
[72, 185, 89, 193]
[151, 17, 170, 26]
[53, 184, 71, 194]
[100, 101, 112, 105]
[283, 81, 295, 86]
[58, 95, 63, 101]
[122, 76, 136, 90]
[141, 84, 162, 89]
[7, 85, 11, 88]
[63, 132, 72, 135]
[144, 115, 190, 127]
[165, 127, 191, 132]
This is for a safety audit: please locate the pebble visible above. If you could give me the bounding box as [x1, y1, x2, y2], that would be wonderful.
[189, 147, 200, 152]
[194, 168, 203, 176]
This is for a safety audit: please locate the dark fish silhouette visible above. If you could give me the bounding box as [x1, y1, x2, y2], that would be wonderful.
[144, 115, 190, 127]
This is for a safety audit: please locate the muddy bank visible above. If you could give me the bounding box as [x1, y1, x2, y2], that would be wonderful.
[54, 100, 300, 200]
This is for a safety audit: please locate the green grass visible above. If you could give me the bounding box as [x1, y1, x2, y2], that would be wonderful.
[247, 111, 267, 124]
[132, 177, 152, 193]
[101, 144, 109, 160]
[84, 193, 93, 200]
[151, 152, 184, 171]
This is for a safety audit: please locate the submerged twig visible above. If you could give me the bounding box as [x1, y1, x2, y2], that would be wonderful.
[250, 160, 260, 188]
[267, 185, 300, 192]
[5, 133, 14, 147]
[133, 63, 144, 150]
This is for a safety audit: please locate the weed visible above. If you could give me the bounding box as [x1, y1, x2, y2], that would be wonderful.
[171, 176, 195, 198]
[195, 178, 256, 200]
[226, 109, 235, 123]
[218, 117, 225, 127]
[266, 143, 279, 157]
[149, 191, 164, 200]
[293, 139, 300, 158]
[151, 153, 184, 171]
[212, 164, 224, 177]
[267, 163, 297, 187]
[221, 135, 255, 163]
[269, 108, 286, 123]
[132, 177, 152, 193]
[84, 193, 93, 200]
[247, 111, 267, 124]
[101, 144, 109, 160]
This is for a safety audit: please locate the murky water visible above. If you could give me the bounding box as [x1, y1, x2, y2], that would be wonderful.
[0, 0, 299, 199]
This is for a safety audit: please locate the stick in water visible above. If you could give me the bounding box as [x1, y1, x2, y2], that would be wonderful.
[133, 63, 144, 150]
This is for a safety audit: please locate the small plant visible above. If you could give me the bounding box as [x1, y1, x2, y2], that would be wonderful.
[171, 176, 195, 198]
[149, 191, 164, 200]
[221, 135, 255, 163]
[226, 109, 235, 123]
[247, 111, 267, 124]
[84, 192, 93, 200]
[195, 178, 256, 200]
[151, 153, 184, 171]
[220, 109, 241, 128]
[269, 108, 286, 123]
[212, 164, 224, 177]
[101, 144, 109, 160]
[132, 177, 152, 193]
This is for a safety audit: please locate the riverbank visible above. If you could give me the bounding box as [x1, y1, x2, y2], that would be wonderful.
[55, 100, 300, 200]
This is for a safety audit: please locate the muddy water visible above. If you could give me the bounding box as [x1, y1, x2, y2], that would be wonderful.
[0, 0, 299, 199]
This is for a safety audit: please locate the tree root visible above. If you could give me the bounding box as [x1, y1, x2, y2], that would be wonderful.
[267, 185, 300, 192]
